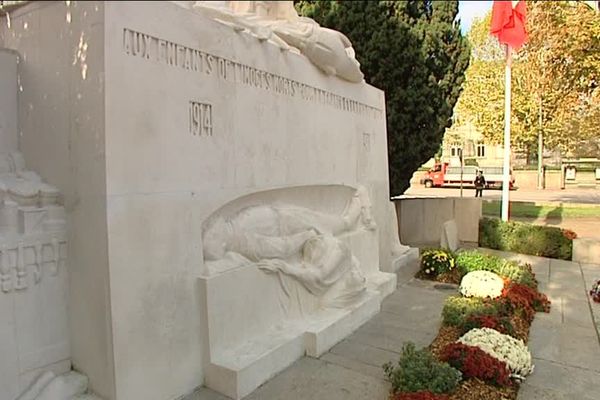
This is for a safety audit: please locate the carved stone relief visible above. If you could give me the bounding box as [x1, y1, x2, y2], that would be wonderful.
[190, 1, 365, 83]
[0, 152, 67, 294]
[202, 186, 375, 308]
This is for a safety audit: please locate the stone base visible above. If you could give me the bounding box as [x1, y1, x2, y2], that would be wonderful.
[366, 271, 397, 300]
[205, 291, 382, 399]
[391, 248, 420, 273]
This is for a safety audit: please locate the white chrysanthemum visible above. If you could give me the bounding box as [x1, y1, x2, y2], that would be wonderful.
[459, 270, 504, 299]
[459, 327, 533, 379]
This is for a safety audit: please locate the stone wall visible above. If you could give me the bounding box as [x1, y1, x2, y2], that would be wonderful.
[395, 197, 482, 247]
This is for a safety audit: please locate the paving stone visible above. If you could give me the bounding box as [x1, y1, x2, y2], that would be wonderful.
[518, 382, 597, 400]
[380, 285, 450, 329]
[184, 387, 231, 400]
[348, 312, 438, 352]
[244, 357, 391, 400]
[549, 258, 580, 271]
[521, 358, 600, 399]
[319, 352, 387, 381]
[528, 321, 600, 372]
[561, 297, 595, 328]
[329, 338, 400, 368]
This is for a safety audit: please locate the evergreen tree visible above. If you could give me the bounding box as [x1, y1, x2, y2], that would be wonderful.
[296, 1, 470, 196]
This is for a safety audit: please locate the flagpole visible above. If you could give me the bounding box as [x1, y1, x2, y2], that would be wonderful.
[501, 44, 512, 221]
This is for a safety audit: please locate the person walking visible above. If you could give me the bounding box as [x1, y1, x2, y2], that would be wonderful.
[474, 170, 486, 197]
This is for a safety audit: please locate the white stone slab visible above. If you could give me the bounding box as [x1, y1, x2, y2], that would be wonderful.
[304, 292, 381, 357]
[440, 219, 459, 252]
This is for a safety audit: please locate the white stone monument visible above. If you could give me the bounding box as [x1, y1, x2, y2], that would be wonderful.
[0, 1, 407, 399]
[0, 48, 70, 400]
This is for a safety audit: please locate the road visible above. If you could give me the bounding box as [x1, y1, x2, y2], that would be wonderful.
[403, 186, 600, 204]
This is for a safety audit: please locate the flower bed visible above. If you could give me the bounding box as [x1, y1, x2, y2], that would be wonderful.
[391, 249, 551, 399]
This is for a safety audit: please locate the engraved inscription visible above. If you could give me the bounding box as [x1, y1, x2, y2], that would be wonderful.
[122, 28, 384, 120]
[189, 102, 213, 137]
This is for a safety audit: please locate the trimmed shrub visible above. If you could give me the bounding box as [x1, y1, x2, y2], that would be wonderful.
[440, 342, 512, 386]
[455, 251, 537, 288]
[441, 296, 503, 327]
[420, 248, 456, 277]
[479, 217, 573, 260]
[383, 343, 461, 395]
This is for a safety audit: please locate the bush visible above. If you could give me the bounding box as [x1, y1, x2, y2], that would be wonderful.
[455, 250, 501, 276]
[442, 296, 503, 327]
[502, 281, 551, 323]
[391, 392, 450, 400]
[383, 343, 462, 395]
[455, 251, 537, 288]
[459, 314, 515, 337]
[421, 249, 456, 277]
[440, 343, 512, 386]
[479, 217, 573, 260]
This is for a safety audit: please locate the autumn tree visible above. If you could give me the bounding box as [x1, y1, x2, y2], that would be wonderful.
[455, 1, 600, 158]
[296, 1, 470, 196]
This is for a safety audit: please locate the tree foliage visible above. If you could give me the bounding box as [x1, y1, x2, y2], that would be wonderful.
[295, 1, 470, 196]
[455, 1, 600, 156]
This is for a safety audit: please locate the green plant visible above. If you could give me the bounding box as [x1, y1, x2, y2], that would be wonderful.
[479, 217, 574, 260]
[455, 251, 537, 288]
[383, 343, 462, 395]
[441, 296, 503, 327]
[421, 249, 456, 276]
[455, 250, 502, 276]
[459, 314, 515, 337]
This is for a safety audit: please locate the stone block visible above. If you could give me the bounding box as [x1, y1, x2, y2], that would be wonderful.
[440, 219, 459, 252]
[453, 197, 481, 243]
[399, 199, 423, 245]
[423, 198, 454, 244]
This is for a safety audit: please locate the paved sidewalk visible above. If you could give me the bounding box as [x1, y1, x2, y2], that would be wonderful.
[190, 252, 600, 400]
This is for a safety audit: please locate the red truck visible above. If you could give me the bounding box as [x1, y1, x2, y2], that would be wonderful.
[420, 162, 515, 189]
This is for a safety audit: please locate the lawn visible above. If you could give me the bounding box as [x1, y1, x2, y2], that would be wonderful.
[482, 200, 600, 219]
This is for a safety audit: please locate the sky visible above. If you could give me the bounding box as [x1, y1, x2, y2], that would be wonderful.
[458, 0, 492, 34]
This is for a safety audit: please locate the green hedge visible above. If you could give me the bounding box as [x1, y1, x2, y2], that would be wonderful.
[479, 217, 573, 260]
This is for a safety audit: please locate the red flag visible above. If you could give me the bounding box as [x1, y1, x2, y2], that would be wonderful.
[490, 1, 528, 50]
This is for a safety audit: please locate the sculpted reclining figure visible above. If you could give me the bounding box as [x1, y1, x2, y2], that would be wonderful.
[202, 187, 375, 307]
[191, 0, 365, 82]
